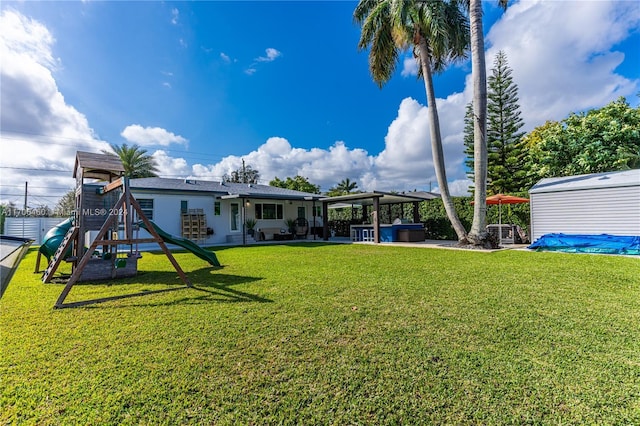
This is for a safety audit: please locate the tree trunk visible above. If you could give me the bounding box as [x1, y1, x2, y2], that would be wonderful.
[468, 0, 490, 246]
[417, 36, 468, 242]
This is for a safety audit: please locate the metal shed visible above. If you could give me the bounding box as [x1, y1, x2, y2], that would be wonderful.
[529, 169, 640, 241]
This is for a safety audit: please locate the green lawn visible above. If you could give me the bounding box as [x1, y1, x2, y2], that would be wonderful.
[2, 243, 639, 424]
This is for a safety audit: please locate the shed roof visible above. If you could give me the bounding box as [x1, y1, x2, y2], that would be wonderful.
[73, 151, 125, 180]
[529, 169, 640, 194]
[321, 191, 439, 206]
[130, 177, 323, 200]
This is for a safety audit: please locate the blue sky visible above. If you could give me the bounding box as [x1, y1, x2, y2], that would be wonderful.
[1, 1, 639, 208]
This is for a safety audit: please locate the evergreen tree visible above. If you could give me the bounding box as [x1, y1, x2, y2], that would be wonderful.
[223, 160, 260, 184]
[270, 176, 320, 194]
[486, 50, 525, 194]
[463, 101, 475, 189]
[54, 189, 76, 217]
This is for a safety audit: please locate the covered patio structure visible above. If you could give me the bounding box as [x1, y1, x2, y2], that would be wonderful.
[320, 191, 439, 243]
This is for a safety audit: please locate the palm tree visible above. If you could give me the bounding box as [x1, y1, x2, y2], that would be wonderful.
[327, 178, 359, 196]
[336, 178, 359, 194]
[466, 0, 508, 245]
[102, 143, 159, 178]
[354, 0, 469, 241]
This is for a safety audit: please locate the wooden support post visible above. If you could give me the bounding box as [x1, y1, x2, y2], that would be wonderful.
[123, 178, 133, 241]
[100, 177, 124, 194]
[129, 195, 191, 287]
[34, 251, 42, 273]
[55, 195, 125, 307]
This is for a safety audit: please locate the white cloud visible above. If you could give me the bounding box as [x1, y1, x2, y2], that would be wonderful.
[171, 8, 179, 25]
[485, 0, 640, 129]
[121, 125, 188, 147]
[185, 137, 372, 192]
[152, 150, 190, 177]
[401, 56, 418, 77]
[0, 9, 109, 205]
[220, 52, 231, 63]
[255, 47, 281, 62]
[3, 1, 638, 207]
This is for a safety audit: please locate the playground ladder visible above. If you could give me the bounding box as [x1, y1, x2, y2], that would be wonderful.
[42, 226, 78, 283]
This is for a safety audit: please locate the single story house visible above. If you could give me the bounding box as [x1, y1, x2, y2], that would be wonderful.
[529, 169, 640, 241]
[130, 177, 324, 248]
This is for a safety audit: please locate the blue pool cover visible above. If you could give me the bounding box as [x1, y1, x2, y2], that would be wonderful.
[529, 234, 640, 255]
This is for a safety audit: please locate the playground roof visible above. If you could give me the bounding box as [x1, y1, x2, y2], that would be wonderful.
[74, 151, 125, 180]
[129, 177, 324, 201]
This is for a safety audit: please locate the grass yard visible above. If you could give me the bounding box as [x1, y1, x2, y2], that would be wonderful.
[1, 243, 639, 424]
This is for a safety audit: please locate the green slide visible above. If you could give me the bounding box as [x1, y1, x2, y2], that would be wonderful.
[39, 218, 73, 261]
[138, 220, 221, 267]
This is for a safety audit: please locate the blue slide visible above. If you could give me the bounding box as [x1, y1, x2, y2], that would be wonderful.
[138, 221, 221, 267]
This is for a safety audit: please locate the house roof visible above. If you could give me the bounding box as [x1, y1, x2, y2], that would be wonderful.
[321, 191, 440, 206]
[130, 177, 323, 200]
[73, 151, 125, 180]
[529, 169, 640, 194]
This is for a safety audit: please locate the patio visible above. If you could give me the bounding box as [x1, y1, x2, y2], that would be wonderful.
[319, 191, 439, 244]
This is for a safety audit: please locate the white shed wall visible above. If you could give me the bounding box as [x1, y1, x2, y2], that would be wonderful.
[530, 185, 640, 241]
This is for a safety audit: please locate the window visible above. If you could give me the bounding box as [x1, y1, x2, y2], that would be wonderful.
[297, 206, 306, 219]
[138, 199, 154, 220]
[254, 203, 283, 220]
[214, 201, 221, 216]
[313, 205, 322, 217]
[180, 200, 188, 213]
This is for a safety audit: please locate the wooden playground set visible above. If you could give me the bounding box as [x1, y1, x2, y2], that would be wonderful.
[37, 151, 220, 308]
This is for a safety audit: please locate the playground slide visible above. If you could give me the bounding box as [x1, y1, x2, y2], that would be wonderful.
[39, 218, 73, 261]
[138, 221, 221, 267]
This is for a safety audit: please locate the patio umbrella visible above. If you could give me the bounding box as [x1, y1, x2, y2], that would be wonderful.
[486, 194, 529, 245]
[473, 194, 530, 245]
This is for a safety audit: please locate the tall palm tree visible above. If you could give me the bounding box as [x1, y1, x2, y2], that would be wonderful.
[102, 143, 159, 178]
[354, 0, 469, 241]
[336, 178, 359, 194]
[466, 0, 508, 245]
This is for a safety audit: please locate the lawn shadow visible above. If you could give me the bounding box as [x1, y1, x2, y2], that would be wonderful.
[54, 267, 271, 309]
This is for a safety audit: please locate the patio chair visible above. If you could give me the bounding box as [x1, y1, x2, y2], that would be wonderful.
[294, 217, 308, 239]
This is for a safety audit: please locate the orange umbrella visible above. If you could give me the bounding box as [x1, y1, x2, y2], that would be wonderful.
[485, 194, 530, 205]
[473, 194, 530, 245]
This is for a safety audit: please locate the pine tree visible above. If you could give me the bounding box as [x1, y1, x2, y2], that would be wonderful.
[463, 102, 475, 194]
[463, 101, 475, 191]
[486, 50, 525, 194]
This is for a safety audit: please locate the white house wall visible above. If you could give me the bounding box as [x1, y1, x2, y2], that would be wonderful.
[130, 190, 321, 250]
[530, 185, 640, 241]
[246, 198, 323, 232]
[131, 191, 223, 250]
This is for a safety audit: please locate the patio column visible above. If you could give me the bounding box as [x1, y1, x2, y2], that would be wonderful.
[242, 198, 246, 246]
[322, 201, 329, 241]
[413, 202, 420, 223]
[373, 196, 380, 243]
[312, 199, 316, 240]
